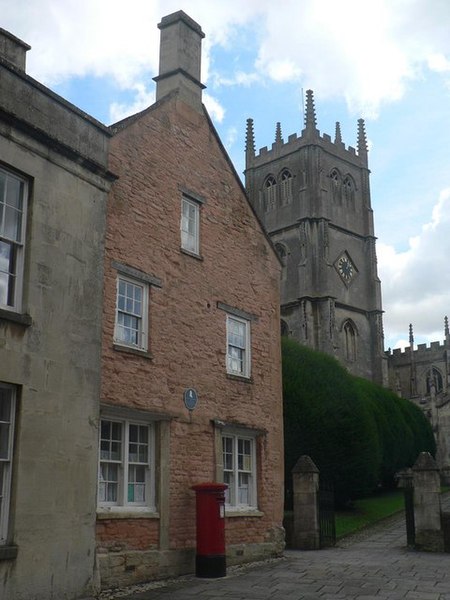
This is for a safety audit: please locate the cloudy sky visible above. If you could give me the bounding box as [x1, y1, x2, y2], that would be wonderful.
[4, 0, 450, 350]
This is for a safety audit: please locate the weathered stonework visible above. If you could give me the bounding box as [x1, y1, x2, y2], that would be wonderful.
[97, 11, 284, 589]
[413, 452, 444, 552]
[0, 29, 113, 600]
[387, 321, 450, 471]
[245, 97, 387, 385]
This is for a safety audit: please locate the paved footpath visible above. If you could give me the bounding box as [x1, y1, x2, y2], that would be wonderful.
[102, 494, 450, 600]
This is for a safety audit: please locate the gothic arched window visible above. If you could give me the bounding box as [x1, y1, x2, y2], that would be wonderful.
[343, 175, 355, 204]
[264, 176, 277, 212]
[280, 169, 293, 205]
[330, 169, 341, 202]
[274, 243, 288, 280]
[343, 320, 357, 362]
[330, 169, 340, 186]
[426, 367, 443, 394]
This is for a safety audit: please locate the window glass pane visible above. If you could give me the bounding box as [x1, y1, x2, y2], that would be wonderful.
[3, 206, 21, 242]
[100, 420, 122, 461]
[129, 424, 138, 443]
[116, 278, 146, 347]
[0, 389, 11, 421]
[222, 436, 233, 470]
[128, 465, 146, 502]
[223, 471, 233, 505]
[0, 423, 10, 460]
[223, 434, 255, 507]
[129, 443, 138, 462]
[238, 472, 250, 504]
[5, 177, 23, 209]
[111, 422, 122, 440]
[99, 463, 118, 502]
[99, 419, 152, 508]
[0, 273, 7, 307]
[181, 198, 199, 253]
[0, 240, 11, 275]
[0, 390, 11, 461]
[129, 424, 148, 464]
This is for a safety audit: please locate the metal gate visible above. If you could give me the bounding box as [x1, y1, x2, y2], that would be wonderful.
[403, 478, 415, 547]
[318, 479, 336, 547]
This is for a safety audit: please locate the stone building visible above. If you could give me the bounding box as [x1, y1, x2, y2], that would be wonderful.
[387, 319, 450, 471]
[96, 11, 284, 589]
[0, 29, 114, 600]
[244, 92, 387, 385]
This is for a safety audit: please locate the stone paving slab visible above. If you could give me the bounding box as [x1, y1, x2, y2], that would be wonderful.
[98, 494, 450, 600]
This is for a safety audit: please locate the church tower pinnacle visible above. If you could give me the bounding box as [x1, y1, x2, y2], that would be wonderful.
[304, 89, 317, 131]
[357, 118, 368, 165]
[244, 90, 387, 385]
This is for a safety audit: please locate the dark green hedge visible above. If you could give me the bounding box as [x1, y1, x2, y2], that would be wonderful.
[282, 337, 436, 505]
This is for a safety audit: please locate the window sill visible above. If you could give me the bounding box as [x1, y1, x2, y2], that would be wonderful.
[0, 545, 18, 560]
[180, 248, 203, 261]
[113, 344, 153, 359]
[97, 508, 159, 520]
[226, 373, 253, 384]
[225, 509, 263, 518]
[0, 308, 32, 327]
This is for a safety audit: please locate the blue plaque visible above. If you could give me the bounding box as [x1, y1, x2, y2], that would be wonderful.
[184, 388, 198, 410]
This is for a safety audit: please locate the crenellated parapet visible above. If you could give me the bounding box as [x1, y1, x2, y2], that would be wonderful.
[245, 90, 368, 170]
[388, 340, 448, 359]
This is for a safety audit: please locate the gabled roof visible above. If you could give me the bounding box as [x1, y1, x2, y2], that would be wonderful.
[108, 90, 283, 267]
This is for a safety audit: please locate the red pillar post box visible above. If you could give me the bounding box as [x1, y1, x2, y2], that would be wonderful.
[191, 482, 227, 578]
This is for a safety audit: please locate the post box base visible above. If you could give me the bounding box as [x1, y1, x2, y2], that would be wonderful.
[195, 554, 226, 578]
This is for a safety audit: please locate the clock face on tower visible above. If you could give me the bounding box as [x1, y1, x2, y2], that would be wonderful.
[336, 253, 356, 284]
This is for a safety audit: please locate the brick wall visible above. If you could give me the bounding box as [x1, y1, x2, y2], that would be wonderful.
[98, 93, 284, 587]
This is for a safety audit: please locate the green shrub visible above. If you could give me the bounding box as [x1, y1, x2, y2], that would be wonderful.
[282, 338, 380, 505]
[282, 337, 436, 505]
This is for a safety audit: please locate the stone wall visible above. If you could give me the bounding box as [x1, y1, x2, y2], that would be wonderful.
[0, 31, 112, 600]
[98, 89, 284, 587]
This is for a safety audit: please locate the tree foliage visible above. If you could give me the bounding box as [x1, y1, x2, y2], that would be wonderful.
[282, 338, 436, 505]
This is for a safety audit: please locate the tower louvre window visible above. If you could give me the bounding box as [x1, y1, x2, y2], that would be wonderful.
[426, 367, 443, 394]
[343, 320, 357, 362]
[264, 176, 277, 212]
[280, 170, 292, 205]
[343, 175, 355, 203]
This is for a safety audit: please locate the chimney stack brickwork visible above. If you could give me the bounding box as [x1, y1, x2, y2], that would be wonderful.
[154, 10, 205, 110]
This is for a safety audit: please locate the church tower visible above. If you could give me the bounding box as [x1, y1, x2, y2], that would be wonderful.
[245, 90, 387, 385]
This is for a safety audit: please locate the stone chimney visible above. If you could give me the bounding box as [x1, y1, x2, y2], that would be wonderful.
[153, 10, 205, 111]
[0, 28, 30, 71]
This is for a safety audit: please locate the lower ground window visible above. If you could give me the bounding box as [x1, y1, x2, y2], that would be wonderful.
[0, 384, 15, 544]
[98, 418, 154, 509]
[222, 432, 256, 509]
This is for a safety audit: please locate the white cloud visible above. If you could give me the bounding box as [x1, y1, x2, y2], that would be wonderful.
[379, 187, 450, 348]
[203, 93, 225, 123]
[109, 83, 155, 124]
[5, 0, 450, 117]
[224, 126, 238, 151]
[5, 0, 450, 348]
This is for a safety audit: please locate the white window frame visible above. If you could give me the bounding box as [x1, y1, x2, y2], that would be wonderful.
[0, 167, 28, 313]
[180, 195, 200, 255]
[222, 431, 257, 510]
[0, 383, 16, 544]
[226, 314, 251, 378]
[98, 417, 155, 512]
[114, 274, 149, 351]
